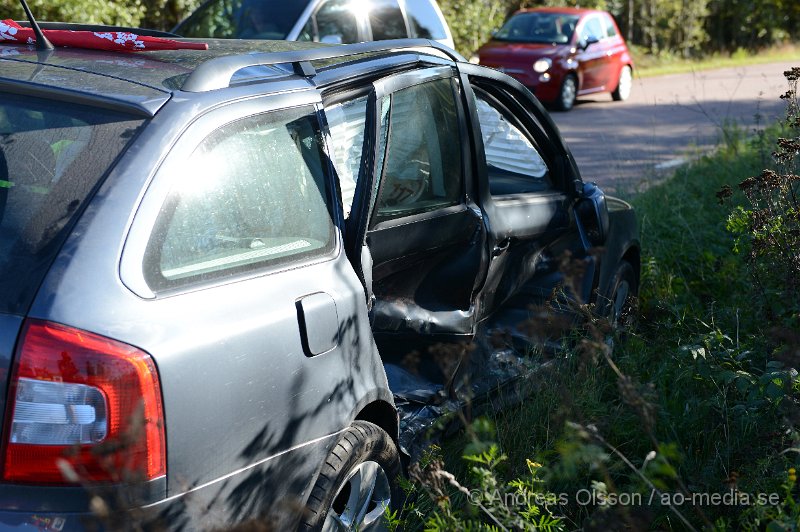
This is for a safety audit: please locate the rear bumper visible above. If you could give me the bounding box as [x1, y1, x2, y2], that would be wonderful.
[0, 512, 87, 532]
[0, 477, 165, 531]
[0, 431, 339, 531]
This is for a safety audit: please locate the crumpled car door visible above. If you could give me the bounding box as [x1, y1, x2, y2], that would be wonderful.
[457, 63, 599, 334]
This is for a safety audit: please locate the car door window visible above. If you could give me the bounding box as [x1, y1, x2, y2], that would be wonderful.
[144, 106, 334, 292]
[582, 16, 605, 42]
[404, 0, 448, 40]
[473, 91, 551, 195]
[326, 95, 368, 218]
[300, 0, 360, 43]
[374, 78, 462, 223]
[368, 0, 408, 40]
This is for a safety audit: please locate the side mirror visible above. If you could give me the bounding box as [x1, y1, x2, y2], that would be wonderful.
[320, 34, 343, 44]
[580, 34, 599, 50]
[575, 182, 609, 247]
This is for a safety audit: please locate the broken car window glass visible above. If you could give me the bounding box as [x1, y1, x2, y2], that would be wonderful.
[475, 92, 550, 195]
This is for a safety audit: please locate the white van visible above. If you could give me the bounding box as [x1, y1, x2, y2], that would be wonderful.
[174, 0, 455, 50]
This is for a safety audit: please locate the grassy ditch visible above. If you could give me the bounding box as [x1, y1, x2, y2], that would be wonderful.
[633, 43, 800, 78]
[395, 70, 800, 531]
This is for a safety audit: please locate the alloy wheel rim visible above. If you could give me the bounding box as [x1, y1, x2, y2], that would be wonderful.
[618, 67, 632, 99]
[323, 460, 391, 532]
[610, 279, 631, 327]
[562, 77, 577, 108]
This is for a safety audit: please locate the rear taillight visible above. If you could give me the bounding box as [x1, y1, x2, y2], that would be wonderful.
[1, 320, 165, 484]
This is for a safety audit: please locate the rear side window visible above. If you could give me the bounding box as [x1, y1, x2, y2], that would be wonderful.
[144, 106, 335, 292]
[603, 14, 618, 37]
[0, 94, 143, 314]
[404, 0, 448, 40]
[369, 0, 408, 40]
[582, 16, 605, 41]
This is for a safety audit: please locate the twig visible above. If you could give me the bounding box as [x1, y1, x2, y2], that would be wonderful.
[581, 424, 698, 532]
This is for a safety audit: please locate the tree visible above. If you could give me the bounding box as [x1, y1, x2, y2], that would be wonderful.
[438, 0, 514, 58]
[0, 0, 203, 31]
[706, 0, 797, 52]
[0, 0, 796, 57]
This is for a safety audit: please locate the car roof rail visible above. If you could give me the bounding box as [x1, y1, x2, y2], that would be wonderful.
[181, 38, 466, 93]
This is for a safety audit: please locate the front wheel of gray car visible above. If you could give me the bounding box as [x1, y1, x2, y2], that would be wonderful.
[302, 421, 402, 532]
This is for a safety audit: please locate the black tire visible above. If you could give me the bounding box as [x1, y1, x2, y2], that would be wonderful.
[554, 74, 578, 112]
[302, 421, 402, 532]
[611, 65, 633, 101]
[601, 261, 639, 333]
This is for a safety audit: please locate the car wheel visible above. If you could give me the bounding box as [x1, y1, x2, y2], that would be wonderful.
[302, 421, 402, 532]
[611, 65, 632, 101]
[554, 74, 577, 112]
[602, 261, 639, 333]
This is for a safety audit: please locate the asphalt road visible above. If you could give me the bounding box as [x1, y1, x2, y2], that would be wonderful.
[548, 61, 799, 193]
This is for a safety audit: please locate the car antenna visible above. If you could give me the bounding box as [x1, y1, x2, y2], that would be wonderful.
[18, 0, 54, 51]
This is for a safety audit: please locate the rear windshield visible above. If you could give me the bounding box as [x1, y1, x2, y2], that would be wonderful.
[175, 0, 312, 39]
[0, 93, 143, 314]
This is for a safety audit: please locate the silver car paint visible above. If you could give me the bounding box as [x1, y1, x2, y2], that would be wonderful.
[25, 81, 392, 524]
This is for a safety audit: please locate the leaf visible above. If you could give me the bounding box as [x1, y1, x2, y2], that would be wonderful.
[765, 521, 788, 532]
[736, 375, 755, 393]
[764, 381, 786, 401]
[688, 346, 707, 360]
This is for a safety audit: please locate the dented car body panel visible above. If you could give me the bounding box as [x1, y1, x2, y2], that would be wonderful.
[0, 38, 637, 529]
[327, 56, 639, 344]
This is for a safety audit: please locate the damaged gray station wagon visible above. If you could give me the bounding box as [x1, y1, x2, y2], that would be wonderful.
[0, 31, 638, 531]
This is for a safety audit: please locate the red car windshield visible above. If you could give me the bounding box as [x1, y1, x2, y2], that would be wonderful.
[494, 12, 580, 45]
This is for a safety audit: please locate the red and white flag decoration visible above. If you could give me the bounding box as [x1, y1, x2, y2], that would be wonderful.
[0, 19, 208, 51]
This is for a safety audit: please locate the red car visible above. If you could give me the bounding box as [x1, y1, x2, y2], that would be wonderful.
[478, 7, 633, 111]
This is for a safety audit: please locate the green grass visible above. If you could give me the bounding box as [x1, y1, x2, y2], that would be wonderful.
[633, 43, 800, 78]
[409, 122, 800, 530]
[521, 124, 796, 526]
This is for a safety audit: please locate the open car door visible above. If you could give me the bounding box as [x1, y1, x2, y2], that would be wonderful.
[366, 66, 487, 342]
[326, 65, 489, 351]
[457, 63, 602, 337]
